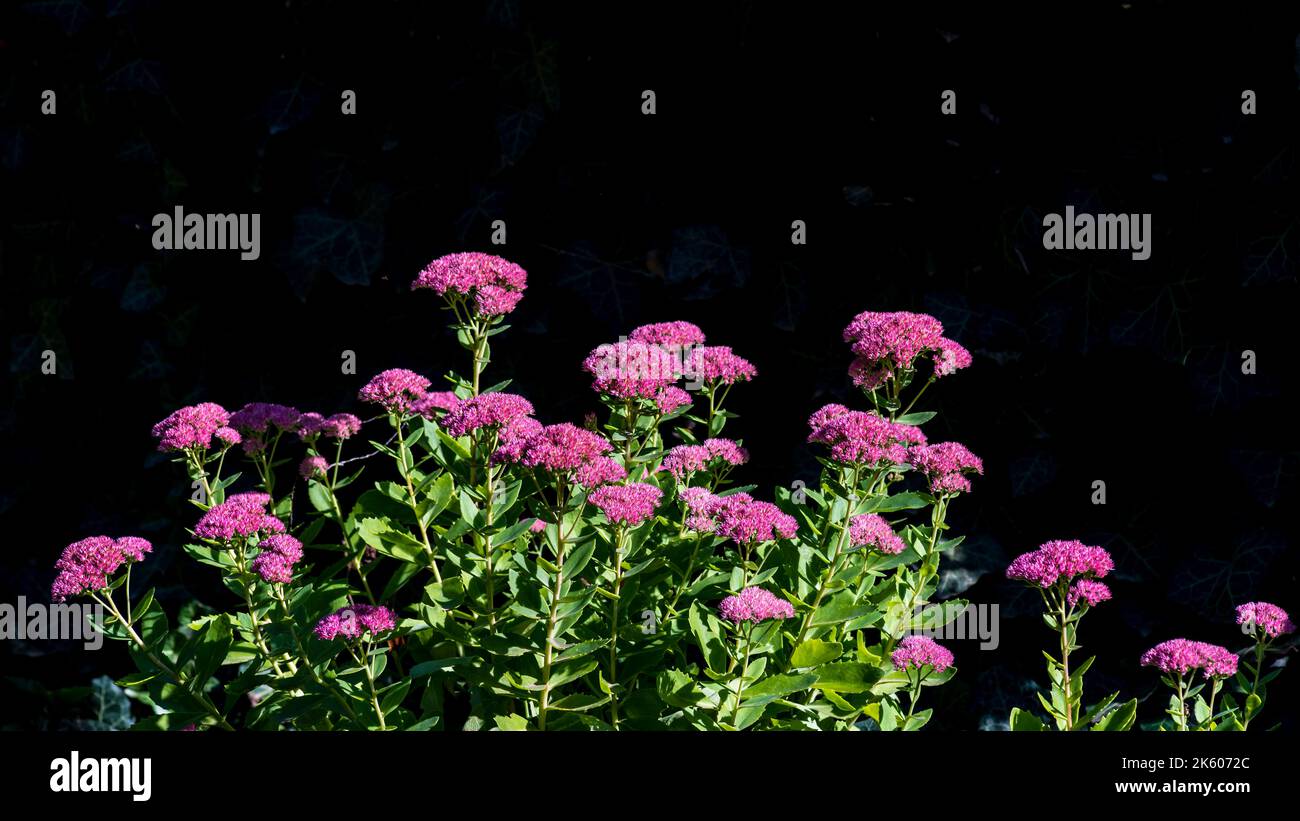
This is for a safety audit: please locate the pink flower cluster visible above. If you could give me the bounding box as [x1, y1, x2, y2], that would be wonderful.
[629, 321, 706, 348]
[582, 340, 680, 399]
[679, 487, 722, 532]
[52, 536, 153, 602]
[848, 513, 906, 555]
[891, 635, 955, 673]
[807, 405, 926, 466]
[298, 412, 362, 441]
[909, 442, 983, 495]
[299, 455, 328, 480]
[500, 422, 626, 489]
[842, 311, 970, 381]
[714, 494, 798, 545]
[655, 386, 692, 414]
[1066, 579, 1112, 607]
[588, 482, 664, 527]
[1005, 539, 1114, 589]
[1235, 602, 1295, 639]
[251, 534, 304, 584]
[411, 252, 528, 316]
[1141, 639, 1239, 679]
[659, 438, 749, 480]
[358, 368, 432, 415]
[313, 604, 398, 641]
[440, 393, 535, 438]
[151, 403, 238, 453]
[717, 587, 795, 624]
[229, 403, 302, 434]
[683, 345, 757, 385]
[194, 493, 286, 542]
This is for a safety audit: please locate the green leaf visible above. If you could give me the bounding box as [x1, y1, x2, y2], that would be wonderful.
[863, 493, 931, 514]
[894, 412, 936, 426]
[1009, 707, 1047, 731]
[1091, 698, 1138, 731]
[188, 617, 232, 693]
[790, 639, 843, 668]
[493, 714, 530, 731]
[688, 602, 728, 674]
[814, 663, 883, 693]
[742, 673, 819, 699]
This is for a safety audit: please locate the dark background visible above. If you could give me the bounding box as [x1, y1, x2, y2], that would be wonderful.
[1, 1, 1296, 730]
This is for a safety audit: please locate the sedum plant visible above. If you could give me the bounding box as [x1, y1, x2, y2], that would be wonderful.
[51, 249, 1287, 732]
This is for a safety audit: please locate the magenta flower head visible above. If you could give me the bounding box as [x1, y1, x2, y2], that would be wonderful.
[1006, 539, 1114, 589]
[660, 438, 748, 482]
[229, 403, 302, 435]
[848, 514, 906, 555]
[1140, 638, 1204, 676]
[683, 345, 757, 385]
[715, 497, 797, 545]
[679, 487, 722, 533]
[933, 338, 973, 377]
[655, 386, 692, 415]
[1141, 639, 1239, 680]
[588, 482, 664, 527]
[891, 636, 955, 673]
[909, 441, 984, 495]
[299, 455, 328, 481]
[1235, 602, 1295, 639]
[574, 456, 627, 489]
[491, 416, 544, 464]
[582, 340, 680, 399]
[412, 251, 528, 316]
[313, 604, 398, 641]
[842, 311, 945, 371]
[52, 536, 153, 602]
[194, 492, 285, 543]
[251, 534, 304, 584]
[151, 403, 231, 452]
[629, 321, 707, 348]
[510, 422, 613, 473]
[299, 412, 362, 441]
[718, 587, 795, 624]
[807, 409, 926, 467]
[358, 368, 431, 415]
[413, 391, 463, 420]
[440, 392, 534, 438]
[1066, 579, 1112, 608]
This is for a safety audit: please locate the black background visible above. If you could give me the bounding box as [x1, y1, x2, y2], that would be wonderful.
[1, 2, 1297, 731]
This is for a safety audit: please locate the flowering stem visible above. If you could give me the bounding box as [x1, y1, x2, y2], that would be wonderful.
[1174, 673, 1188, 731]
[608, 526, 627, 729]
[394, 418, 442, 582]
[903, 667, 929, 724]
[663, 532, 705, 624]
[899, 377, 935, 417]
[886, 497, 948, 655]
[1058, 598, 1074, 731]
[90, 591, 234, 731]
[234, 547, 291, 677]
[729, 622, 754, 727]
[1243, 640, 1266, 729]
[537, 481, 569, 731]
[272, 587, 360, 725]
[349, 642, 387, 730]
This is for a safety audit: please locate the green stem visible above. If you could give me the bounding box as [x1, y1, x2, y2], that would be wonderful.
[394, 418, 442, 582]
[91, 592, 234, 731]
[608, 527, 627, 729]
[729, 622, 754, 727]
